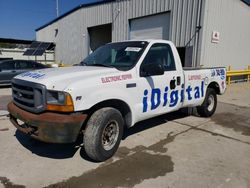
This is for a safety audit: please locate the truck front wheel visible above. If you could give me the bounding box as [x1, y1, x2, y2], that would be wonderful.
[84, 107, 124, 162]
[197, 88, 217, 117]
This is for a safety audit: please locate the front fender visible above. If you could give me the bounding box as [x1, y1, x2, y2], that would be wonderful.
[73, 87, 136, 124]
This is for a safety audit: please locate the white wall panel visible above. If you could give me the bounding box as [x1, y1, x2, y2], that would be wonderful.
[200, 0, 250, 70]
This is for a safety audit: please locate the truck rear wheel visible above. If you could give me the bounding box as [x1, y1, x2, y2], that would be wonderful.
[197, 88, 217, 117]
[84, 107, 124, 162]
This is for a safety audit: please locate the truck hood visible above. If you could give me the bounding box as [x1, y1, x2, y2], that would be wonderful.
[14, 66, 119, 90]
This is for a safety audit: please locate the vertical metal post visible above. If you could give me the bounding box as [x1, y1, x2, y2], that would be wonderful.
[53, 48, 55, 63]
[44, 52, 47, 65]
[227, 66, 231, 85]
[195, 0, 203, 67]
[248, 66, 250, 82]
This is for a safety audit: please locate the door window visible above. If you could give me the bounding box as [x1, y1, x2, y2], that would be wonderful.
[141, 43, 176, 71]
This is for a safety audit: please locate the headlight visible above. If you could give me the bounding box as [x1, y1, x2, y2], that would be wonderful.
[46, 90, 74, 112]
[47, 90, 66, 105]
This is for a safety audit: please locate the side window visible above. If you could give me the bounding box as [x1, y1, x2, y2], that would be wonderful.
[0, 61, 15, 70]
[16, 61, 33, 69]
[141, 43, 176, 71]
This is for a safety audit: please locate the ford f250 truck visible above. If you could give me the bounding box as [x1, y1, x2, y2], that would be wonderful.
[8, 40, 226, 161]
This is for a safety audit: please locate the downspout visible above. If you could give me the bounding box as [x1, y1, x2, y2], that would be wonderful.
[185, 0, 203, 67]
[195, 0, 204, 67]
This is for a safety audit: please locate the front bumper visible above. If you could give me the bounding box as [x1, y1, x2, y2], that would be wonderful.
[7, 102, 87, 143]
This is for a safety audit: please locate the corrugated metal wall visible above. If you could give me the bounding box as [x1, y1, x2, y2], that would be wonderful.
[200, 0, 250, 70]
[36, 0, 203, 65]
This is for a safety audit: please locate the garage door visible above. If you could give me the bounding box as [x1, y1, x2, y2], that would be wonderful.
[129, 13, 170, 40]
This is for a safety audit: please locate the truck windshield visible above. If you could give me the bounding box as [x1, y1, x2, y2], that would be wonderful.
[81, 41, 148, 71]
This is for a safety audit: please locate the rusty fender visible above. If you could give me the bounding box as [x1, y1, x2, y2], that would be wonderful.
[7, 102, 88, 143]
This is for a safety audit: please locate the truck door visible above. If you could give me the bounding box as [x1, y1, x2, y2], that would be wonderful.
[136, 43, 184, 121]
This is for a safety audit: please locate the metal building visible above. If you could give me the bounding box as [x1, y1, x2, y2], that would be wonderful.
[36, 0, 250, 69]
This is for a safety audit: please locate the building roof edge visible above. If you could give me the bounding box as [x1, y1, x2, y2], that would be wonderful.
[36, 0, 116, 32]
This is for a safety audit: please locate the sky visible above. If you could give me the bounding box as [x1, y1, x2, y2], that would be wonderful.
[0, 0, 102, 40]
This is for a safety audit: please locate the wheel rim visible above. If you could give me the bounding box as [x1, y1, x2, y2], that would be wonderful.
[207, 95, 215, 112]
[102, 120, 119, 151]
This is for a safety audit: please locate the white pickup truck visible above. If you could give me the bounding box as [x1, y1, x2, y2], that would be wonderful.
[8, 40, 226, 161]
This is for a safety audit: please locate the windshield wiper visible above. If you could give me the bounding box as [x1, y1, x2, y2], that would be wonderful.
[87, 63, 115, 68]
[80, 62, 119, 69]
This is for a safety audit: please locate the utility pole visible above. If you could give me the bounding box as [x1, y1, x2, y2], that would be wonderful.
[56, 0, 59, 17]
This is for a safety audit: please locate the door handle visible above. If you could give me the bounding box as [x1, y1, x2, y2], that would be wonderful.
[176, 76, 181, 85]
[170, 79, 176, 90]
[170, 76, 181, 89]
[11, 70, 16, 73]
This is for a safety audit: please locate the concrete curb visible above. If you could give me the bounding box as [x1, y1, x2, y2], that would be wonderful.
[0, 110, 8, 117]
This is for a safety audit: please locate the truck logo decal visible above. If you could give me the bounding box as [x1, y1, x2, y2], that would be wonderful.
[101, 74, 132, 83]
[16, 92, 23, 98]
[143, 81, 204, 113]
[211, 69, 225, 80]
[20, 72, 45, 79]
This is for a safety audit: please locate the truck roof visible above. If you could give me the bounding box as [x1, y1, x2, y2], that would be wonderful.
[108, 39, 173, 44]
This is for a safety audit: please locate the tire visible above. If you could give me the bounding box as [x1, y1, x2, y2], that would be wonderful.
[197, 88, 217, 117]
[84, 107, 124, 162]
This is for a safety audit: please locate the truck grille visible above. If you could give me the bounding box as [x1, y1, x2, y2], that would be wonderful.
[12, 79, 46, 113]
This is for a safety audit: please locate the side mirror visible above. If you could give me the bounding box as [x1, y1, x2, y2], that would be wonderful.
[140, 62, 164, 77]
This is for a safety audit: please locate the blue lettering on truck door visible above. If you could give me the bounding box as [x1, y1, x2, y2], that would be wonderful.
[142, 81, 204, 113]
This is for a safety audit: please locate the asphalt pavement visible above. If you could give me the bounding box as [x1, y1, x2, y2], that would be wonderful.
[0, 83, 249, 188]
